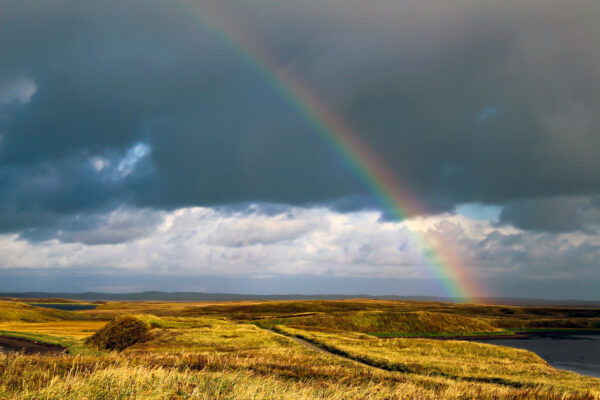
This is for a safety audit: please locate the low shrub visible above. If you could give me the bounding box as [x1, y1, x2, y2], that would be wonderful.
[86, 316, 151, 351]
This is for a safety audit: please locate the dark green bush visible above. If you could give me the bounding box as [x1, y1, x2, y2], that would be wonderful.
[87, 316, 151, 351]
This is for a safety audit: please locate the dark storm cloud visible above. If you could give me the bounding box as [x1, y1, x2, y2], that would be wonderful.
[0, 146, 154, 232]
[499, 196, 600, 233]
[1, 0, 599, 234]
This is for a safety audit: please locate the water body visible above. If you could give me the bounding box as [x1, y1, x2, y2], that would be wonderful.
[32, 303, 98, 311]
[474, 333, 600, 378]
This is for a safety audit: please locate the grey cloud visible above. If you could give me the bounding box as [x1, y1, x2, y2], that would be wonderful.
[204, 205, 329, 247]
[21, 208, 164, 245]
[2, 266, 598, 300]
[0, 268, 444, 297]
[0, 77, 37, 105]
[471, 227, 600, 282]
[499, 196, 600, 233]
[0, 149, 153, 233]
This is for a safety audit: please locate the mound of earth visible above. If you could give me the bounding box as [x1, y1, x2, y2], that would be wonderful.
[87, 316, 152, 351]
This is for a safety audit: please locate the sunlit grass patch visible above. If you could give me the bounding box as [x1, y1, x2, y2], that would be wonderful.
[277, 326, 600, 398]
[0, 321, 106, 339]
[259, 310, 504, 337]
[131, 317, 293, 354]
[1, 351, 597, 400]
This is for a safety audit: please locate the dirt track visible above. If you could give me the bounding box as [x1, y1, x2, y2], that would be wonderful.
[0, 336, 65, 354]
[267, 329, 382, 370]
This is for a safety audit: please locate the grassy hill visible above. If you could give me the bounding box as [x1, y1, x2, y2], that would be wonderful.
[259, 310, 501, 335]
[89, 299, 600, 332]
[0, 301, 85, 322]
[174, 299, 400, 317]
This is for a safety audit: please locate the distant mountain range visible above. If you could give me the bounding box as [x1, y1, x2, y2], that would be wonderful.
[1, 291, 599, 307]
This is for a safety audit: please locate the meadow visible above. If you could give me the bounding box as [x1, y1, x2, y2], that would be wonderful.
[0, 299, 599, 399]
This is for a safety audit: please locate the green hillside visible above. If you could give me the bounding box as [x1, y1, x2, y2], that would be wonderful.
[260, 310, 501, 335]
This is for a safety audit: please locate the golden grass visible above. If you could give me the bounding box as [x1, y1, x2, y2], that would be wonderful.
[0, 353, 436, 400]
[1, 346, 597, 399]
[1, 300, 599, 399]
[0, 321, 106, 339]
[277, 326, 600, 398]
[85, 299, 600, 331]
[259, 310, 501, 335]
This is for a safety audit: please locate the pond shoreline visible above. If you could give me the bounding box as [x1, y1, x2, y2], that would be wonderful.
[376, 330, 600, 341]
[472, 333, 600, 378]
[31, 303, 98, 311]
[378, 334, 529, 340]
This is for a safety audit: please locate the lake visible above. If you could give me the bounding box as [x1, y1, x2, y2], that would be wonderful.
[474, 333, 600, 378]
[31, 303, 98, 311]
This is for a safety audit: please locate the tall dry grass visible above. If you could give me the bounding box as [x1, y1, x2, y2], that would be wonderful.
[2, 351, 598, 400]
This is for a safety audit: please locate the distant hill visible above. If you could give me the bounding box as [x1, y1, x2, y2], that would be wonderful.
[1, 291, 599, 307]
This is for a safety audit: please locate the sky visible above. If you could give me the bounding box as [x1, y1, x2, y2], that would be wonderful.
[0, 0, 599, 299]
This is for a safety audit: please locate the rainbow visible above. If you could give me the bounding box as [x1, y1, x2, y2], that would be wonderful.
[176, 2, 482, 302]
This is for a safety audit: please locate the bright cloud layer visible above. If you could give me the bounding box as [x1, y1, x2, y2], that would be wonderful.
[1, 205, 599, 298]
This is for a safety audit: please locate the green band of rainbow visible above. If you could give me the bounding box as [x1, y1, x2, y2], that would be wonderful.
[175, 2, 482, 302]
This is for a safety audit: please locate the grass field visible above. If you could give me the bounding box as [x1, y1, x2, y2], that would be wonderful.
[0, 299, 599, 399]
[0, 321, 106, 339]
[276, 326, 600, 396]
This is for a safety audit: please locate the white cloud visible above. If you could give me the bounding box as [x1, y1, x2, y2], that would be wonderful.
[85, 143, 151, 179]
[2, 203, 599, 295]
[90, 156, 109, 172]
[0, 77, 37, 105]
[0, 206, 423, 276]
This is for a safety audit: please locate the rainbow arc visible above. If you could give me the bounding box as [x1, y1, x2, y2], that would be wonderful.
[176, 1, 482, 302]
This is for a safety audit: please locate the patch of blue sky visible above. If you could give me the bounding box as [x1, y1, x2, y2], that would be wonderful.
[116, 142, 152, 179]
[455, 202, 501, 222]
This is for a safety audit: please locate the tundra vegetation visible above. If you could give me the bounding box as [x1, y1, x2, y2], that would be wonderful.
[0, 299, 599, 399]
